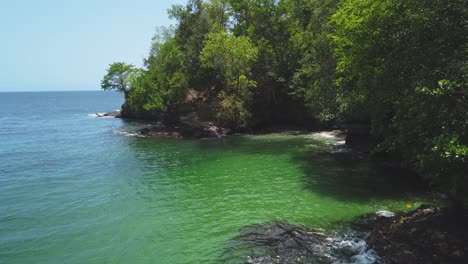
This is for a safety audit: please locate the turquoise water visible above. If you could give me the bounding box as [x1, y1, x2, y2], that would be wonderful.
[0, 91, 435, 263]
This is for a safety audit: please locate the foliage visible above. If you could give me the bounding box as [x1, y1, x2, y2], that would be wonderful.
[383, 80, 468, 198]
[101, 62, 139, 98]
[200, 29, 258, 126]
[101, 0, 467, 199]
[329, 0, 467, 198]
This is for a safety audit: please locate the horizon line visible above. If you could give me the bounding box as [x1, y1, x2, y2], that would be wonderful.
[0, 89, 113, 93]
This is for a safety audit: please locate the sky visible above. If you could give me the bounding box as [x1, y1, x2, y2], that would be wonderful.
[0, 0, 187, 92]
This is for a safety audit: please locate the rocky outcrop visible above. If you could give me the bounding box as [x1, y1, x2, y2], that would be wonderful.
[221, 206, 468, 264]
[138, 113, 229, 139]
[366, 205, 468, 264]
[223, 221, 377, 264]
[178, 113, 229, 138]
[95, 111, 121, 118]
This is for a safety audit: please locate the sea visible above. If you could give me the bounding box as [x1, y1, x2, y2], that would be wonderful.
[0, 91, 436, 263]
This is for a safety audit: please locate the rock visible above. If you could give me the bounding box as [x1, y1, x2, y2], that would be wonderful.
[366, 205, 468, 264]
[221, 221, 376, 264]
[245, 256, 281, 264]
[95, 111, 121, 118]
[137, 113, 229, 139]
[233, 221, 331, 264]
[179, 113, 229, 138]
[220, 206, 468, 264]
[138, 126, 182, 138]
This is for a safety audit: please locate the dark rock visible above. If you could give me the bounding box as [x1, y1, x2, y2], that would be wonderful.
[221, 206, 468, 264]
[234, 221, 330, 264]
[339, 122, 371, 136]
[136, 112, 229, 139]
[366, 205, 468, 264]
[95, 111, 121, 118]
[222, 221, 376, 264]
[178, 112, 229, 138]
[137, 125, 182, 138]
[139, 127, 151, 134]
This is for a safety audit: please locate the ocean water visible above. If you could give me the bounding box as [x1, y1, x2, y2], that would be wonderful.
[0, 91, 435, 264]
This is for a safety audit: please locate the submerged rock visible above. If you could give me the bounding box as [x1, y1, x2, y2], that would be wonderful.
[223, 221, 378, 264]
[223, 206, 468, 264]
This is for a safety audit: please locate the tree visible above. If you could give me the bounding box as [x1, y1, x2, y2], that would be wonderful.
[101, 62, 139, 98]
[288, 0, 339, 121]
[228, 0, 304, 125]
[200, 29, 258, 127]
[330, 0, 467, 201]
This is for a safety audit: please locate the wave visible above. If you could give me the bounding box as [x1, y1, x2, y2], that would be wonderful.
[88, 113, 116, 119]
[327, 230, 380, 264]
[113, 130, 139, 137]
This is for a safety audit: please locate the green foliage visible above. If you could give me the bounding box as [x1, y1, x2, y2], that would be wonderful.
[102, 0, 467, 198]
[200, 30, 258, 87]
[200, 29, 258, 127]
[125, 70, 165, 115]
[383, 80, 468, 198]
[146, 33, 187, 110]
[329, 0, 467, 199]
[288, 0, 339, 121]
[101, 62, 139, 97]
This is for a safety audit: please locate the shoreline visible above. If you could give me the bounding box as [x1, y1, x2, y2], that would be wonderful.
[98, 112, 467, 263]
[229, 205, 467, 263]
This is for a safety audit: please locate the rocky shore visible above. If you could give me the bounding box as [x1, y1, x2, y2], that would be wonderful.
[366, 205, 468, 263]
[138, 113, 230, 139]
[224, 205, 468, 264]
[94, 111, 121, 118]
[224, 221, 376, 264]
[97, 111, 467, 263]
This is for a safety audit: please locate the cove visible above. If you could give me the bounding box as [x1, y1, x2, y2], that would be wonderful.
[98, 131, 433, 263]
[0, 92, 437, 264]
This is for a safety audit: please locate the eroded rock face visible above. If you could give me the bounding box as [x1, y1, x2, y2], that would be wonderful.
[137, 113, 230, 139]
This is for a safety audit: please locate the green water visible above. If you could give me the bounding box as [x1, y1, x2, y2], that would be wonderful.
[0, 93, 437, 264]
[87, 133, 431, 264]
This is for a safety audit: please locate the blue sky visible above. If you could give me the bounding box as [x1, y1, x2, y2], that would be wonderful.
[0, 0, 187, 92]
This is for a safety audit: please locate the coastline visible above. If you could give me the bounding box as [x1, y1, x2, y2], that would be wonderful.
[97, 112, 467, 263]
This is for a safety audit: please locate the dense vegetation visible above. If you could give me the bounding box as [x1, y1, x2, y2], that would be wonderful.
[102, 0, 467, 200]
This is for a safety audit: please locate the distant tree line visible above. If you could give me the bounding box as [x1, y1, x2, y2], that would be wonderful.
[102, 0, 467, 200]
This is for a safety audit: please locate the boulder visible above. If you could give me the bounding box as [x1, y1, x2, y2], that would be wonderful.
[222, 221, 376, 264]
[366, 205, 468, 264]
[95, 111, 121, 118]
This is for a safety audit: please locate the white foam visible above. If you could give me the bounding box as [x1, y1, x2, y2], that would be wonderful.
[113, 130, 138, 137]
[350, 249, 380, 264]
[308, 131, 344, 140]
[88, 113, 116, 118]
[88, 113, 105, 118]
[325, 230, 380, 264]
[334, 140, 346, 146]
[376, 210, 395, 218]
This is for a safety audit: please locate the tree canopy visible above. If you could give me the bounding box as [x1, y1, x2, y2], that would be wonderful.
[101, 62, 139, 97]
[102, 0, 467, 200]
